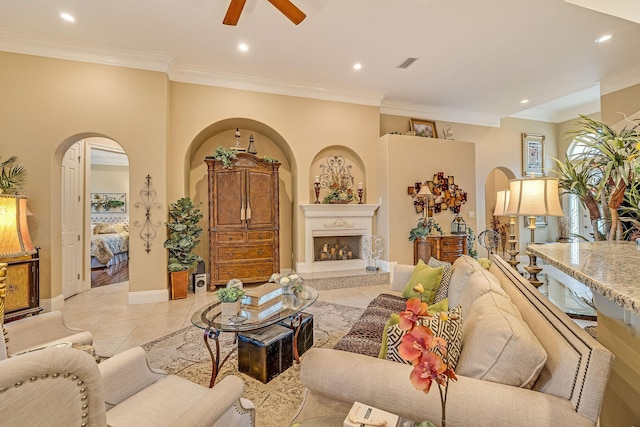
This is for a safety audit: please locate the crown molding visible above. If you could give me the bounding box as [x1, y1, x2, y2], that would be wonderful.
[168, 64, 387, 106]
[0, 29, 172, 72]
[510, 99, 601, 123]
[380, 100, 501, 128]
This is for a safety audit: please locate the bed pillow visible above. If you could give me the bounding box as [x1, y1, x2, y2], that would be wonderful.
[95, 223, 118, 234]
[401, 260, 443, 303]
[113, 223, 129, 233]
[456, 292, 547, 389]
[385, 305, 463, 368]
[428, 258, 452, 303]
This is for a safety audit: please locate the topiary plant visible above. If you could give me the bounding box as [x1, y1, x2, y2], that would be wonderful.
[216, 287, 246, 303]
[408, 218, 443, 241]
[163, 198, 204, 272]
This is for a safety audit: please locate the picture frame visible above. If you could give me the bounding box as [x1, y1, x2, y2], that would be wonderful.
[522, 133, 545, 176]
[410, 118, 438, 138]
[90, 192, 126, 213]
[523, 215, 548, 228]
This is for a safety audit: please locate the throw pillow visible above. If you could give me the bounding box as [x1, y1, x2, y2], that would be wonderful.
[377, 298, 449, 359]
[448, 255, 483, 307]
[386, 305, 463, 369]
[456, 292, 547, 389]
[96, 224, 118, 234]
[457, 269, 508, 312]
[428, 258, 452, 303]
[478, 258, 492, 269]
[401, 261, 443, 304]
[390, 264, 416, 293]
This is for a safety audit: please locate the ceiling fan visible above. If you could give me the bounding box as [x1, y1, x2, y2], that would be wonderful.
[223, 0, 306, 25]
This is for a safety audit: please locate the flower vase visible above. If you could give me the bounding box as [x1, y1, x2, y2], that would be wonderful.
[221, 300, 241, 316]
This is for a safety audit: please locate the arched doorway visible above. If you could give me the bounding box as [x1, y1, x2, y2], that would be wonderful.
[483, 166, 516, 258]
[60, 136, 129, 299]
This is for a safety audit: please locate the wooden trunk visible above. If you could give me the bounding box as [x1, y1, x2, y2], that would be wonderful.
[170, 270, 189, 299]
[206, 154, 281, 287]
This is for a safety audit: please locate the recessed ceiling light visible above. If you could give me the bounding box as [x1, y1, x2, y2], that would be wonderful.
[60, 12, 75, 22]
[353, 63, 362, 70]
[595, 34, 612, 44]
[521, 99, 529, 104]
[238, 43, 249, 52]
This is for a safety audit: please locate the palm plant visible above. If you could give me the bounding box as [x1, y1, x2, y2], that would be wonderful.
[0, 156, 27, 194]
[565, 116, 640, 240]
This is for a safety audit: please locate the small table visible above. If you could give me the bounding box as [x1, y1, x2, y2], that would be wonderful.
[191, 286, 319, 387]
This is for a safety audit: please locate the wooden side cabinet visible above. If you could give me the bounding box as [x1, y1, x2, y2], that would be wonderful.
[425, 234, 467, 264]
[206, 153, 281, 287]
[1, 249, 41, 322]
[413, 238, 433, 265]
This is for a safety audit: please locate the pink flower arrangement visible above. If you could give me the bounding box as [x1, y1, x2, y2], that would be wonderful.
[398, 297, 457, 427]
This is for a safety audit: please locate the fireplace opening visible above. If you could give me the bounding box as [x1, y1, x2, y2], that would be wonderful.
[314, 235, 362, 262]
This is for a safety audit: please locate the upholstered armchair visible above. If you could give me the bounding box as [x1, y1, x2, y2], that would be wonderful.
[0, 345, 256, 426]
[3, 310, 93, 356]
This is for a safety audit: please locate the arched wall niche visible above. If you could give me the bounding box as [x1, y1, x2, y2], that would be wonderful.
[310, 145, 366, 203]
[187, 118, 296, 273]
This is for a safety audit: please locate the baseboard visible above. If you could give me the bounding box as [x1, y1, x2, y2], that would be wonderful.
[128, 289, 169, 305]
[40, 293, 65, 313]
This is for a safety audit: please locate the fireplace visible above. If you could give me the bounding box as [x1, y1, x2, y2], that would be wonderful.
[298, 204, 379, 273]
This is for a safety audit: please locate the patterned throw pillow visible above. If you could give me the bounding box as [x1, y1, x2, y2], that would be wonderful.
[429, 258, 453, 303]
[386, 305, 463, 369]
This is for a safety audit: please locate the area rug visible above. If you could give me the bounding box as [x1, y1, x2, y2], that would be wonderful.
[142, 301, 365, 427]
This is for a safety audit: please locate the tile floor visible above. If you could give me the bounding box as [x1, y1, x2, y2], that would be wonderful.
[61, 281, 389, 358]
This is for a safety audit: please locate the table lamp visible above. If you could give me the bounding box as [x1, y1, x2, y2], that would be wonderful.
[0, 194, 36, 259]
[506, 177, 563, 287]
[417, 184, 434, 224]
[493, 190, 519, 269]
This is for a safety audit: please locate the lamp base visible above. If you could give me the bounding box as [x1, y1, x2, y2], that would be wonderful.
[524, 251, 543, 288]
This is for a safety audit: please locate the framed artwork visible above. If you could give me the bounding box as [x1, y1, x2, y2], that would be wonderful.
[410, 118, 438, 138]
[90, 193, 126, 213]
[523, 215, 548, 227]
[522, 133, 545, 176]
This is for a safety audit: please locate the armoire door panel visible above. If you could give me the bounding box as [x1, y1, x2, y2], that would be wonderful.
[215, 170, 244, 228]
[246, 170, 274, 228]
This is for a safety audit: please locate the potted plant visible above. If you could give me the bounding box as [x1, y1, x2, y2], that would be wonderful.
[216, 287, 246, 316]
[409, 218, 443, 264]
[212, 146, 238, 169]
[163, 198, 203, 299]
[0, 156, 27, 194]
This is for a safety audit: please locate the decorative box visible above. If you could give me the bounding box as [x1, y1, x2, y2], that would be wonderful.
[241, 282, 283, 307]
[278, 312, 314, 358]
[238, 324, 293, 383]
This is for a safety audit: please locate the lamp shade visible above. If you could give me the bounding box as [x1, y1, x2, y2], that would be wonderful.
[0, 194, 36, 258]
[493, 190, 510, 216]
[417, 184, 433, 198]
[506, 177, 563, 217]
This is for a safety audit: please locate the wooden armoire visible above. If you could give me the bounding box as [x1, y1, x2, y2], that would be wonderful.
[205, 153, 280, 288]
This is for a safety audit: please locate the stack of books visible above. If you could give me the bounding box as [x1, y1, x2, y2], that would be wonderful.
[240, 282, 284, 320]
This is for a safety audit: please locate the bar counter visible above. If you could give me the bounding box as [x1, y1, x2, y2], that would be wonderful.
[527, 241, 640, 426]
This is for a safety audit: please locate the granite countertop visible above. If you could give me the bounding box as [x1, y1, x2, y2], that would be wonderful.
[527, 241, 640, 316]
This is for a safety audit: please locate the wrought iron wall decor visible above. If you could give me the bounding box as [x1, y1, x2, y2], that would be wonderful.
[133, 175, 162, 253]
[408, 172, 467, 215]
[318, 155, 355, 203]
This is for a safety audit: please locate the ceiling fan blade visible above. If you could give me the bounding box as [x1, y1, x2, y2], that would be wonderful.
[267, 0, 306, 24]
[223, 0, 247, 25]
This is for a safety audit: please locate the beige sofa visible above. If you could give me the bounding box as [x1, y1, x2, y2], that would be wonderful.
[294, 255, 613, 426]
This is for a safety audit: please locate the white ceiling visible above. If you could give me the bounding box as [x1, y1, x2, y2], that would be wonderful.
[2, 0, 640, 127]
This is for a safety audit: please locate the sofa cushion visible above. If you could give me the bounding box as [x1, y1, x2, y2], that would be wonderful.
[390, 264, 416, 293]
[385, 305, 463, 368]
[456, 269, 508, 311]
[401, 260, 443, 303]
[448, 255, 483, 307]
[456, 292, 547, 389]
[428, 258, 453, 303]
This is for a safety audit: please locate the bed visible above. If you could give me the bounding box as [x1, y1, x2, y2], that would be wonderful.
[91, 222, 129, 268]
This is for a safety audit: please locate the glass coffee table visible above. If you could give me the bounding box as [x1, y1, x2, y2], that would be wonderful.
[191, 286, 318, 387]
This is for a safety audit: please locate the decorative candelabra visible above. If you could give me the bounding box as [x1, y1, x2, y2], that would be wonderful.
[313, 176, 321, 204]
[357, 182, 363, 204]
[362, 236, 384, 271]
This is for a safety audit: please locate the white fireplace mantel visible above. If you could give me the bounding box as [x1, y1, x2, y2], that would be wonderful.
[298, 204, 380, 273]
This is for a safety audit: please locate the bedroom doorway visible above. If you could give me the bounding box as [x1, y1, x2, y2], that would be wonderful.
[86, 141, 130, 289]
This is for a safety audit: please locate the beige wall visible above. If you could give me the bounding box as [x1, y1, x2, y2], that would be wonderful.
[0, 51, 169, 303]
[601, 83, 640, 125]
[91, 165, 129, 195]
[377, 135, 477, 265]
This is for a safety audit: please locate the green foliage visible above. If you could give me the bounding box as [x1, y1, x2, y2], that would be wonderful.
[0, 156, 27, 194]
[163, 198, 203, 272]
[323, 188, 355, 203]
[212, 146, 238, 169]
[216, 287, 246, 303]
[263, 156, 279, 163]
[408, 218, 443, 241]
[466, 226, 478, 259]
